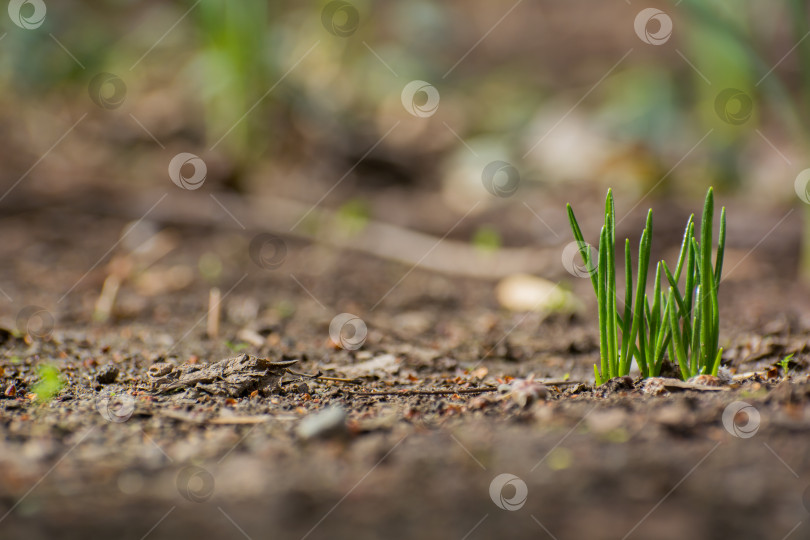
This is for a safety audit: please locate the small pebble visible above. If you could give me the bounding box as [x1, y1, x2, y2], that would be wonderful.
[508, 376, 549, 407]
[495, 274, 577, 313]
[297, 406, 347, 440]
[687, 374, 723, 387]
[148, 363, 173, 378]
[96, 364, 119, 385]
[4, 382, 16, 397]
[641, 377, 668, 396]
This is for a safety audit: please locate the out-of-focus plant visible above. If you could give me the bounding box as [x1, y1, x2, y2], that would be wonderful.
[680, 0, 810, 278]
[472, 225, 502, 254]
[32, 364, 63, 402]
[194, 2, 277, 184]
[336, 199, 371, 236]
[779, 353, 795, 376]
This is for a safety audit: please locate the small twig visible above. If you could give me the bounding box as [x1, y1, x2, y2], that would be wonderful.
[93, 274, 121, 323]
[537, 379, 584, 386]
[207, 287, 221, 339]
[110, 190, 561, 280]
[285, 369, 363, 384]
[349, 387, 497, 396]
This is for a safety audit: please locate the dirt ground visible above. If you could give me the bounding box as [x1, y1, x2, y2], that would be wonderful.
[2, 187, 810, 540]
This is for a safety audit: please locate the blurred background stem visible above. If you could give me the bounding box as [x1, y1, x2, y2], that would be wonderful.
[787, 0, 810, 280]
[195, 2, 277, 191]
[682, 0, 810, 280]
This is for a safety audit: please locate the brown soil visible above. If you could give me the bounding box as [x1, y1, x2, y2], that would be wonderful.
[1, 189, 810, 540]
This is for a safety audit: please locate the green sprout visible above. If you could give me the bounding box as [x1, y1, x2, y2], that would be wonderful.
[663, 188, 726, 379]
[567, 187, 725, 384]
[635, 261, 672, 379]
[32, 364, 63, 402]
[567, 190, 658, 384]
[779, 353, 795, 376]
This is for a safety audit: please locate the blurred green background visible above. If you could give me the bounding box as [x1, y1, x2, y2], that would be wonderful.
[1, 0, 808, 267]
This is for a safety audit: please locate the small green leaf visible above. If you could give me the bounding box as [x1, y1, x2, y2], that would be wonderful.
[471, 225, 502, 254]
[32, 364, 63, 403]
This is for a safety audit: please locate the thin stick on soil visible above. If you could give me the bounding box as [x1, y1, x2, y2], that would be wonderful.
[348, 379, 584, 396]
[104, 189, 561, 279]
[285, 369, 364, 384]
[349, 387, 497, 396]
[535, 379, 584, 386]
[207, 287, 221, 339]
[94, 274, 121, 323]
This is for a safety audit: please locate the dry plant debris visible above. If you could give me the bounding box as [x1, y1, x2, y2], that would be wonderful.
[148, 353, 298, 397]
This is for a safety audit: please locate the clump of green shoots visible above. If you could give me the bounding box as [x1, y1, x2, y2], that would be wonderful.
[567, 190, 660, 384]
[567, 187, 726, 383]
[662, 188, 726, 379]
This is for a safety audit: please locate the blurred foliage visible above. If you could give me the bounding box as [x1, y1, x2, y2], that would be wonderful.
[194, 2, 275, 166]
[336, 198, 371, 236]
[472, 225, 502, 254]
[198, 252, 223, 283]
[1, 0, 809, 206]
[32, 364, 63, 402]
